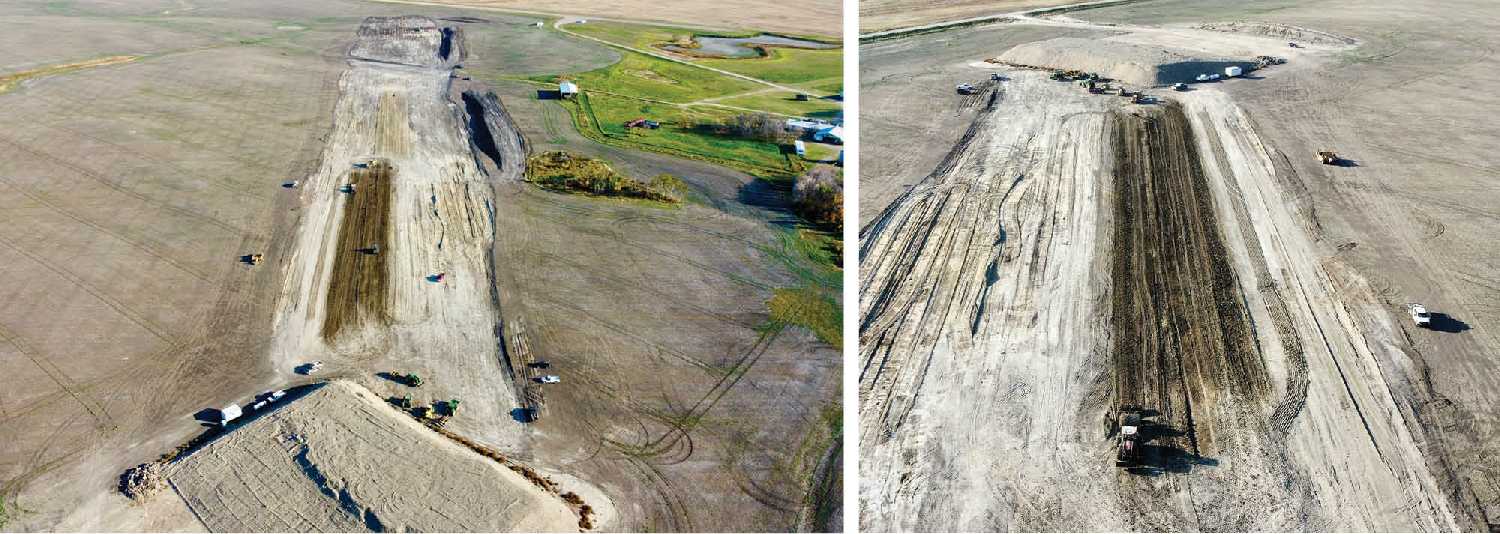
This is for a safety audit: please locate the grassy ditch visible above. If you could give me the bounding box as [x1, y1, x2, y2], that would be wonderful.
[525, 151, 686, 203]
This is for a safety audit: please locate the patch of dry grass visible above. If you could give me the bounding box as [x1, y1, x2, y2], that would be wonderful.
[0, 55, 139, 94]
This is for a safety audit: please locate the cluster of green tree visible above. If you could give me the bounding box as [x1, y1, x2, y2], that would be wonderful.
[688, 111, 792, 143]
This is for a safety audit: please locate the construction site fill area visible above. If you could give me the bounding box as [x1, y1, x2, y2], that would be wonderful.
[856, 6, 1498, 529]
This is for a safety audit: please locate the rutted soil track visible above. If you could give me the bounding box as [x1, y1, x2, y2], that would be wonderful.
[322, 161, 393, 341]
[1108, 104, 1268, 461]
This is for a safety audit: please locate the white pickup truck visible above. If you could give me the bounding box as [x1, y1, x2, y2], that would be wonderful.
[1408, 304, 1432, 328]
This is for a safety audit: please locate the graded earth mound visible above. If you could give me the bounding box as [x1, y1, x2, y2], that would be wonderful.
[165, 381, 579, 532]
[1191, 21, 1356, 46]
[996, 36, 1255, 86]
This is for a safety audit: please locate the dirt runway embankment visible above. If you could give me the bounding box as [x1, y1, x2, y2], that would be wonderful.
[860, 67, 1461, 531]
[1107, 105, 1268, 460]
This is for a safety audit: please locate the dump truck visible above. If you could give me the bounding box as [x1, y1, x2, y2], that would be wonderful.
[243, 254, 264, 265]
[1318, 151, 1341, 165]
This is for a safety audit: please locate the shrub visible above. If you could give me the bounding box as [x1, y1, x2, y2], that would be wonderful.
[525, 151, 683, 204]
[792, 166, 842, 231]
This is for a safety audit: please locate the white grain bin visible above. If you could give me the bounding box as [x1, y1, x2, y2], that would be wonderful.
[1225, 66, 1244, 77]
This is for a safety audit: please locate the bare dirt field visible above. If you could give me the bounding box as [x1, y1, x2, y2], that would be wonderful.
[478, 73, 844, 531]
[165, 380, 579, 532]
[0, 1, 839, 531]
[861, 0, 1500, 530]
[375, 0, 842, 38]
[859, 0, 1082, 33]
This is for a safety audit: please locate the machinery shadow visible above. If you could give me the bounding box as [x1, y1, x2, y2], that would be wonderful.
[1428, 312, 1471, 333]
[1118, 417, 1219, 476]
[1124, 444, 1219, 476]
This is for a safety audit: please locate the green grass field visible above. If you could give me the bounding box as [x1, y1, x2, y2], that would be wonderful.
[565, 20, 841, 91]
[712, 90, 842, 119]
[526, 19, 841, 179]
[697, 47, 842, 87]
[556, 52, 761, 103]
[563, 92, 796, 176]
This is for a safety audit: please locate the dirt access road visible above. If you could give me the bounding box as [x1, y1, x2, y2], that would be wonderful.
[371, 0, 841, 38]
[860, 2, 1495, 529]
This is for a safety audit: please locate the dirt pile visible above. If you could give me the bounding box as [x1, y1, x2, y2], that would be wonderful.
[996, 37, 1255, 86]
[350, 16, 462, 68]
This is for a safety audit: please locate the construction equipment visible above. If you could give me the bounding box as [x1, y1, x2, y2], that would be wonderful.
[1132, 93, 1149, 104]
[394, 395, 412, 409]
[219, 404, 243, 426]
[955, 83, 977, 95]
[1114, 407, 1146, 467]
[242, 254, 264, 265]
[538, 375, 561, 384]
[403, 373, 423, 387]
[1408, 303, 1433, 328]
[991, 72, 1002, 81]
[298, 360, 324, 375]
[440, 399, 461, 416]
[1317, 151, 1342, 165]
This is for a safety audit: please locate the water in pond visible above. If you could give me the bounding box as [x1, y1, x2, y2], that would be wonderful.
[664, 35, 837, 58]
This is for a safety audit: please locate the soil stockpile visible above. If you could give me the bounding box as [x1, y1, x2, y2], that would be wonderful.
[996, 37, 1255, 86]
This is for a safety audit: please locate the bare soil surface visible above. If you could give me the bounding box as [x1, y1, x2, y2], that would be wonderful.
[166, 380, 579, 532]
[859, 0, 1082, 33]
[0, 2, 624, 530]
[0, 1, 839, 531]
[860, 1, 1497, 530]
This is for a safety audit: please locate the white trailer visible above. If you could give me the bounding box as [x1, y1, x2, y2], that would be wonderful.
[219, 404, 243, 426]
